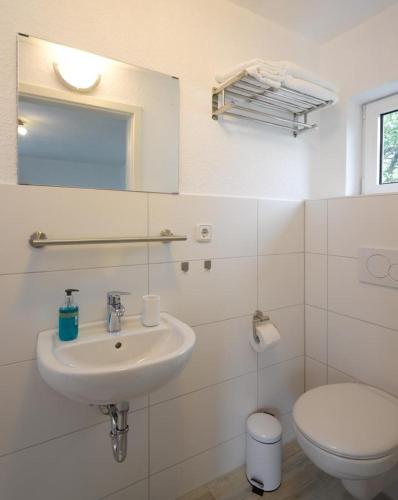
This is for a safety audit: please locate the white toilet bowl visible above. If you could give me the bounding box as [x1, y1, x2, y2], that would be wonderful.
[293, 383, 398, 500]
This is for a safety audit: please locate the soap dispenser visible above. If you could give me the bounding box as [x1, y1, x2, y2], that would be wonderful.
[59, 289, 79, 341]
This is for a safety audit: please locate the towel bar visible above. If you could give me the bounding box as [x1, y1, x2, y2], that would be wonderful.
[29, 230, 187, 248]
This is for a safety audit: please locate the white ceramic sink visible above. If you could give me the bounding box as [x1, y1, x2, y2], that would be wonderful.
[37, 313, 196, 405]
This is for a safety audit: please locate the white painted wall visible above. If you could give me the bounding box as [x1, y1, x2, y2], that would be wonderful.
[0, 183, 304, 499]
[0, 0, 320, 199]
[318, 3, 398, 198]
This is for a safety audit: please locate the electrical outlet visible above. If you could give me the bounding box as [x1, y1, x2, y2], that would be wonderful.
[196, 224, 212, 242]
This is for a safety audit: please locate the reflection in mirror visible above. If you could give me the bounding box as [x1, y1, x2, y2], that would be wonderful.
[17, 35, 179, 193]
[19, 96, 134, 190]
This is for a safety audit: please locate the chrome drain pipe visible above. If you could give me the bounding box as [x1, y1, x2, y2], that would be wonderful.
[107, 402, 130, 463]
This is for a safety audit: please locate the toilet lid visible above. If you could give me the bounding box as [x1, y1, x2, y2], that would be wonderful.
[293, 383, 398, 459]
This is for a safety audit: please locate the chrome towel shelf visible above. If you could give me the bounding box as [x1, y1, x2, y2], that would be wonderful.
[212, 70, 334, 137]
[29, 229, 187, 248]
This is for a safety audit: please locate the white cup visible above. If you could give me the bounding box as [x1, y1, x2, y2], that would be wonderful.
[141, 295, 160, 327]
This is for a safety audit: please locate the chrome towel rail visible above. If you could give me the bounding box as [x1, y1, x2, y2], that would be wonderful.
[212, 69, 334, 137]
[29, 229, 187, 248]
[221, 111, 317, 134]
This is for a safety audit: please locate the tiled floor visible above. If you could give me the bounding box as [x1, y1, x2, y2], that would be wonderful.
[178, 442, 390, 500]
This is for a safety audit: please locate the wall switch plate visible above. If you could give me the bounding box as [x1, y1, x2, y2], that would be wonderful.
[196, 224, 212, 242]
[359, 247, 398, 289]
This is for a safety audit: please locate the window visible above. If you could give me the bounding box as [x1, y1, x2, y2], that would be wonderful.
[362, 93, 398, 194]
[18, 95, 131, 191]
[380, 109, 398, 184]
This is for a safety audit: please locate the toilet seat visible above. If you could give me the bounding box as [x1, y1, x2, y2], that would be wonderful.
[293, 383, 398, 460]
[294, 424, 398, 480]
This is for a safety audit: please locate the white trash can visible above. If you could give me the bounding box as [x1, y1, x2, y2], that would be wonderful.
[246, 412, 282, 494]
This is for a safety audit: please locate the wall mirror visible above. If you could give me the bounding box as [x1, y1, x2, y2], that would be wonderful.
[17, 35, 179, 193]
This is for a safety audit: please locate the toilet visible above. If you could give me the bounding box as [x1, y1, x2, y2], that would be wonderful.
[293, 383, 398, 500]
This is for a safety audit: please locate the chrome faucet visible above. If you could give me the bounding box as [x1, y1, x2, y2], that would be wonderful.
[107, 291, 130, 333]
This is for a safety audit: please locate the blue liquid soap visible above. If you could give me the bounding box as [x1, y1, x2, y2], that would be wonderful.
[59, 289, 79, 341]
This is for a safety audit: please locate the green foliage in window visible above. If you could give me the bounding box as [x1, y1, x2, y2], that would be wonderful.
[382, 110, 398, 184]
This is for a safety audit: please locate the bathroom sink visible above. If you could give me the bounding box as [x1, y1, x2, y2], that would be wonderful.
[37, 313, 196, 405]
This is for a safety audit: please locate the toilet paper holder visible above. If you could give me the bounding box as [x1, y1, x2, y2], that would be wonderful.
[253, 310, 270, 343]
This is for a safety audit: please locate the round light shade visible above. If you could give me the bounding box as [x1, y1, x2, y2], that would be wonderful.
[53, 61, 102, 93]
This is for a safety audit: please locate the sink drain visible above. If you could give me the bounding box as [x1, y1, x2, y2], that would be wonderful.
[115, 342, 122, 349]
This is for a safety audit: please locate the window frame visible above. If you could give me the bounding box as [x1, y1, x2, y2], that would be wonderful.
[18, 83, 142, 191]
[362, 93, 398, 194]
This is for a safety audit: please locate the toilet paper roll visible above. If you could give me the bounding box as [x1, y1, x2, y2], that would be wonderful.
[250, 320, 280, 353]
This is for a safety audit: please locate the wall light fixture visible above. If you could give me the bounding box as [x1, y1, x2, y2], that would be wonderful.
[53, 47, 105, 93]
[18, 118, 28, 136]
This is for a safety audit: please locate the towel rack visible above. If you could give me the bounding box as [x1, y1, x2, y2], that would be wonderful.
[212, 70, 334, 137]
[29, 229, 187, 248]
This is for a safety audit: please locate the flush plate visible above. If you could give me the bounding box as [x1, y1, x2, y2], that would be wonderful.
[359, 247, 398, 289]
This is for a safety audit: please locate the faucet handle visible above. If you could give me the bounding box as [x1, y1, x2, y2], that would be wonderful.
[107, 291, 131, 306]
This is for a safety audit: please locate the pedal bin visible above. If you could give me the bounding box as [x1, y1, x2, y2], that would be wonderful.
[246, 412, 282, 492]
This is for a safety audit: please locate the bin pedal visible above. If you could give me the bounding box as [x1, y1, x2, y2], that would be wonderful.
[250, 478, 264, 496]
[251, 485, 264, 496]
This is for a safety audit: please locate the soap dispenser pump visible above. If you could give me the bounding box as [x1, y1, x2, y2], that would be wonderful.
[59, 289, 79, 341]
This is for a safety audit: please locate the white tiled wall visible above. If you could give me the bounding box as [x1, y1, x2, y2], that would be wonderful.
[0, 184, 305, 500]
[305, 194, 398, 398]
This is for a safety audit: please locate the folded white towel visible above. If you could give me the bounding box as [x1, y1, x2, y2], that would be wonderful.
[246, 65, 282, 89]
[215, 59, 338, 94]
[215, 59, 285, 84]
[280, 61, 338, 93]
[245, 59, 285, 77]
[215, 59, 338, 106]
[283, 75, 338, 104]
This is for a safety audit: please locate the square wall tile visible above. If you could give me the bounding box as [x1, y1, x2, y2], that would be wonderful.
[258, 199, 304, 255]
[280, 413, 296, 444]
[258, 356, 304, 417]
[305, 357, 327, 391]
[327, 366, 356, 385]
[149, 434, 245, 500]
[150, 316, 257, 404]
[0, 360, 147, 457]
[0, 184, 148, 273]
[305, 200, 327, 254]
[328, 194, 398, 257]
[305, 253, 327, 309]
[328, 256, 398, 331]
[328, 312, 398, 396]
[0, 264, 147, 366]
[258, 254, 304, 311]
[305, 306, 327, 363]
[149, 257, 257, 326]
[0, 409, 148, 500]
[149, 372, 257, 473]
[102, 480, 148, 500]
[149, 194, 257, 263]
[0, 360, 103, 456]
[259, 305, 304, 369]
